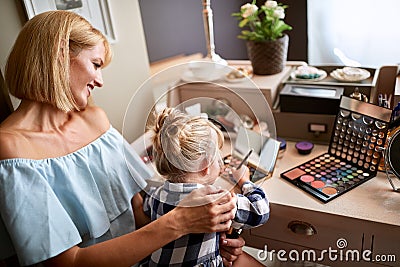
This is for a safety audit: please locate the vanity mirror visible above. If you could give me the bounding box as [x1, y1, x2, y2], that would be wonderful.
[383, 127, 400, 192]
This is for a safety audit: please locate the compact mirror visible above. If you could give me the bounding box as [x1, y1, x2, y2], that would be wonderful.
[233, 127, 280, 182]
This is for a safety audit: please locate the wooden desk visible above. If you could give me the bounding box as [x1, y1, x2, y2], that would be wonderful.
[131, 131, 400, 267]
[137, 61, 400, 266]
[240, 141, 400, 267]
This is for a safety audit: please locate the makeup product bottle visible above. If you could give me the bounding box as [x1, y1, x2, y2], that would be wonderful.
[392, 102, 400, 122]
[226, 228, 242, 239]
[350, 87, 368, 102]
[277, 137, 287, 159]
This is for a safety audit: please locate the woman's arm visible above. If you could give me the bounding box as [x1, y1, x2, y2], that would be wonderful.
[44, 186, 236, 267]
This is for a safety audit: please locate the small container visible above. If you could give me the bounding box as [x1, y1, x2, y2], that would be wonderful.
[295, 141, 314, 155]
[349, 87, 368, 102]
[277, 137, 287, 158]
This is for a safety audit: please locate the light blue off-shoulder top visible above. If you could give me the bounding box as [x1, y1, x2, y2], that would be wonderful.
[0, 126, 153, 266]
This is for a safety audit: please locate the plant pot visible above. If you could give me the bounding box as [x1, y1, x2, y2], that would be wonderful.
[246, 34, 289, 75]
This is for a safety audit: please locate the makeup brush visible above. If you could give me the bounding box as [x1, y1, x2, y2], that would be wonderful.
[236, 149, 253, 169]
[226, 149, 253, 239]
[227, 149, 253, 184]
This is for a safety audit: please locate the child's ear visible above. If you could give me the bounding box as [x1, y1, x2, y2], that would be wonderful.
[201, 166, 210, 176]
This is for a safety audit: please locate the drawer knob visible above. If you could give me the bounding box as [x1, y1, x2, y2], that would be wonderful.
[288, 220, 317, 236]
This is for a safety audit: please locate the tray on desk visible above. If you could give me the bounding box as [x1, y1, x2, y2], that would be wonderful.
[284, 65, 378, 102]
[286, 65, 378, 86]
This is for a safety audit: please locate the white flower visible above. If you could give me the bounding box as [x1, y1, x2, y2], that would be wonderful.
[241, 3, 258, 18]
[273, 7, 285, 19]
[233, 0, 292, 41]
[264, 1, 278, 9]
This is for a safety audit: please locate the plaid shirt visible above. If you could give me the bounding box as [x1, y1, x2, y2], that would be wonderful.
[142, 181, 270, 267]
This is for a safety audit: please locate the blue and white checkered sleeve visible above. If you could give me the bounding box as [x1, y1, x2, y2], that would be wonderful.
[142, 186, 158, 218]
[231, 181, 270, 230]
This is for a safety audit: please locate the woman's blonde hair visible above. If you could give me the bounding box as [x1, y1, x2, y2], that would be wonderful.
[5, 10, 112, 112]
[149, 108, 224, 183]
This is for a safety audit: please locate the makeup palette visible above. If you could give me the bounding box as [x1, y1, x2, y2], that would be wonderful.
[221, 155, 267, 182]
[281, 96, 392, 202]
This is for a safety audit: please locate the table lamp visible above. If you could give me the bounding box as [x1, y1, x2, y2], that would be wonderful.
[202, 0, 227, 65]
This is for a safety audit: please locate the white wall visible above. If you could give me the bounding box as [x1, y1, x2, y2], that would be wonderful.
[308, 0, 400, 68]
[0, 0, 151, 142]
[0, 1, 24, 80]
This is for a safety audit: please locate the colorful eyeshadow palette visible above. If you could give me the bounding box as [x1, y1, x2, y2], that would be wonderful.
[221, 155, 268, 182]
[281, 96, 392, 202]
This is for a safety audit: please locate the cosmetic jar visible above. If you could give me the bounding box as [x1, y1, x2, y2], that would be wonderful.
[295, 141, 314, 155]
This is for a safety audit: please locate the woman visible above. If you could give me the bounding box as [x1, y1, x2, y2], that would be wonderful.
[0, 11, 244, 266]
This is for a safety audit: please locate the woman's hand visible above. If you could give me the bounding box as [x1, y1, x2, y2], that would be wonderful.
[219, 232, 245, 266]
[173, 185, 237, 235]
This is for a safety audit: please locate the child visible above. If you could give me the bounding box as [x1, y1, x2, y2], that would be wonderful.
[136, 107, 270, 266]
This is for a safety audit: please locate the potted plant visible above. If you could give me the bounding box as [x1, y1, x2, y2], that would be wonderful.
[232, 0, 292, 75]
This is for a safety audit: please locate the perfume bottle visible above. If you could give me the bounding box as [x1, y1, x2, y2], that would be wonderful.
[349, 87, 368, 102]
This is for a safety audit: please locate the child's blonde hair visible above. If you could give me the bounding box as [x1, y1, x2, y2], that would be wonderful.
[149, 108, 224, 183]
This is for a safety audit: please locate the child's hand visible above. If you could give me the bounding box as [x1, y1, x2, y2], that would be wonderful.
[132, 193, 151, 228]
[230, 165, 250, 188]
[132, 193, 144, 212]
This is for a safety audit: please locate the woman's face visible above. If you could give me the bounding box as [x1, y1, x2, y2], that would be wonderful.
[69, 43, 105, 109]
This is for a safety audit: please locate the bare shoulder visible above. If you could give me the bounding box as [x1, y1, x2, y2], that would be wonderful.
[0, 128, 29, 160]
[79, 105, 110, 133]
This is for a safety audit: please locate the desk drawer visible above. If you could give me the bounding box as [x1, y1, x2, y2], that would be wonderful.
[242, 203, 400, 266]
[248, 203, 363, 252]
[243, 235, 385, 267]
